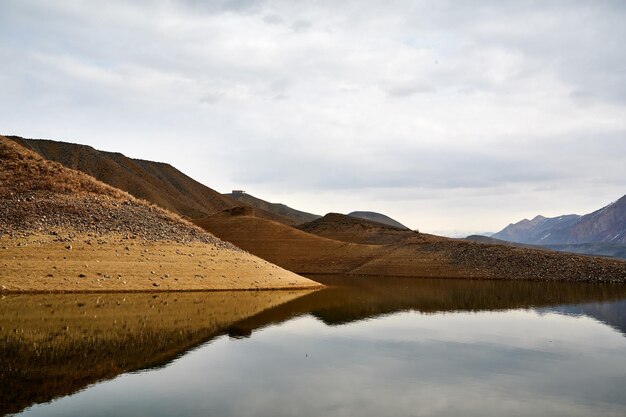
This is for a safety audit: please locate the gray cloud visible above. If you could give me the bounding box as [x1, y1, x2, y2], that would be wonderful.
[1, 0, 625, 231]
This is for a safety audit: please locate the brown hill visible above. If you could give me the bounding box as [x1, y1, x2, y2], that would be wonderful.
[7, 136, 292, 225]
[196, 209, 626, 282]
[225, 191, 320, 225]
[194, 209, 382, 274]
[0, 136, 321, 292]
[347, 211, 410, 230]
[297, 212, 416, 245]
[8, 136, 625, 284]
[8, 136, 237, 219]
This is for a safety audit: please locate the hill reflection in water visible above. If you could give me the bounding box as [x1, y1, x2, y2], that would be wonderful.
[3, 276, 626, 415]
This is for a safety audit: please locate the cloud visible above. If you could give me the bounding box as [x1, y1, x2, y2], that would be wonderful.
[1, 0, 625, 230]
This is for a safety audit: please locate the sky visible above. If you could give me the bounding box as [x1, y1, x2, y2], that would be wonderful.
[1, 0, 625, 234]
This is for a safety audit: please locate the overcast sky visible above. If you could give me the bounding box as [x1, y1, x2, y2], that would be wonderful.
[1, 0, 625, 234]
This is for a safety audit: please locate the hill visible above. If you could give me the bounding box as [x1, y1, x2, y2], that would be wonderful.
[6, 135, 625, 284]
[297, 213, 415, 245]
[194, 209, 382, 274]
[463, 235, 541, 248]
[196, 208, 626, 282]
[0, 136, 321, 292]
[8, 136, 291, 225]
[225, 191, 320, 225]
[492, 195, 626, 245]
[348, 211, 410, 230]
[8, 136, 240, 219]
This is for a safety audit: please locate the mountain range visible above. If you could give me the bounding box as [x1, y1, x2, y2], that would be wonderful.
[492, 195, 626, 245]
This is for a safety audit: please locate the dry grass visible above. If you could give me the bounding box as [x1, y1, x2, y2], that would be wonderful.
[0, 137, 127, 199]
[0, 137, 207, 233]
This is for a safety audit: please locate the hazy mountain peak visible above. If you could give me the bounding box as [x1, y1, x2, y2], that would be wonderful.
[493, 196, 625, 245]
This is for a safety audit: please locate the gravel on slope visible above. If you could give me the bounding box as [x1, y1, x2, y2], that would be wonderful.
[0, 191, 238, 249]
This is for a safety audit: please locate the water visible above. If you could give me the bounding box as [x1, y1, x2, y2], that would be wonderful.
[3, 276, 626, 417]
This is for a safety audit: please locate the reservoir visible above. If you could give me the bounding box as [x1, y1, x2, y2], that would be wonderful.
[4, 276, 626, 417]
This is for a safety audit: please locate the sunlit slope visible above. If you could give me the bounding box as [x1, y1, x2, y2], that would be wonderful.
[0, 136, 322, 292]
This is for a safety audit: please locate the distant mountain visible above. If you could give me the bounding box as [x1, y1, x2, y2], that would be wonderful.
[224, 192, 320, 225]
[347, 211, 410, 230]
[492, 214, 581, 244]
[492, 195, 626, 245]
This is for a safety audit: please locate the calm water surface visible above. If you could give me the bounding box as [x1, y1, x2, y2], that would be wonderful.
[3, 276, 626, 417]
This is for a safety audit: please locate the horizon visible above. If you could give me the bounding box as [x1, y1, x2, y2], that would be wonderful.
[2, 1, 625, 233]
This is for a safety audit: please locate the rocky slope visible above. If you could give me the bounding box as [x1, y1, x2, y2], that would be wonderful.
[0, 136, 322, 292]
